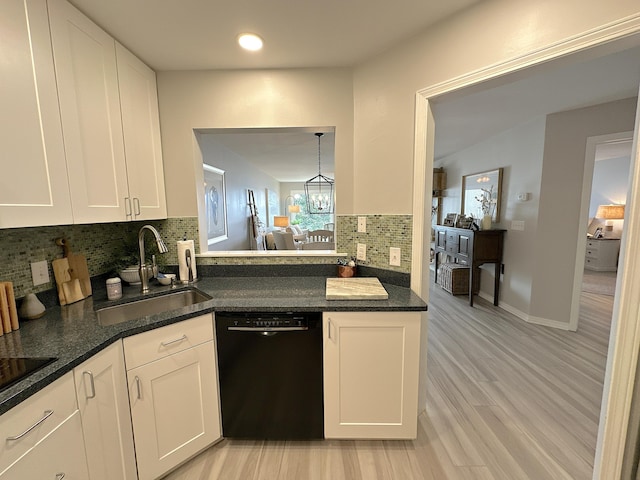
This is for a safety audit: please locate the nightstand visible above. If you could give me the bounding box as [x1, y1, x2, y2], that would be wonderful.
[585, 238, 620, 271]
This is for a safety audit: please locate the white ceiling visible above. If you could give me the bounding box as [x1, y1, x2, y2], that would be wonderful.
[67, 1, 640, 173]
[431, 45, 640, 160]
[201, 128, 335, 182]
[67, 0, 482, 70]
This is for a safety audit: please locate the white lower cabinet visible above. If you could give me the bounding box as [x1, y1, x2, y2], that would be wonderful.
[0, 411, 89, 479]
[73, 342, 137, 480]
[124, 314, 221, 480]
[0, 372, 89, 479]
[323, 311, 421, 439]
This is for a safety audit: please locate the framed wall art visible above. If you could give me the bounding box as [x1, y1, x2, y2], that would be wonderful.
[461, 168, 503, 222]
[204, 165, 228, 245]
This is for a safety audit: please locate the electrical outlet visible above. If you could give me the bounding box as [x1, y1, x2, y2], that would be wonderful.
[390, 247, 401, 266]
[31, 260, 49, 286]
[356, 243, 367, 261]
[357, 216, 367, 233]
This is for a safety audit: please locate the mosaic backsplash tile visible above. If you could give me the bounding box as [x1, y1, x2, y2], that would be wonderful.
[0, 215, 412, 298]
[336, 215, 412, 273]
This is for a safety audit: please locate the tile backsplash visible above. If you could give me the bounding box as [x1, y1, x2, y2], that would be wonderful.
[0, 215, 412, 299]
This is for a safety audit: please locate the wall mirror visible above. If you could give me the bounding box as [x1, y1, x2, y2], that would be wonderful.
[461, 168, 503, 222]
[195, 127, 336, 254]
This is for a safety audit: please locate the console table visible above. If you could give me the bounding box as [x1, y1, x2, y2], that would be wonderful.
[433, 226, 505, 306]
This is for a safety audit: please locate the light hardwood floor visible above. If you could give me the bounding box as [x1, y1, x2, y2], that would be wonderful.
[164, 282, 613, 480]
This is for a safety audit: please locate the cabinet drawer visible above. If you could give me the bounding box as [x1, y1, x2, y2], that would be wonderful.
[0, 371, 77, 474]
[123, 314, 214, 370]
[0, 410, 88, 479]
[586, 249, 599, 259]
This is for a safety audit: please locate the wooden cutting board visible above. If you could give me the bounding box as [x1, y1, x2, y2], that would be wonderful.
[53, 238, 92, 305]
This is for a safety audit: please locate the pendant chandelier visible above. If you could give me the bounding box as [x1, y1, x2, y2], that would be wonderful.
[304, 132, 334, 214]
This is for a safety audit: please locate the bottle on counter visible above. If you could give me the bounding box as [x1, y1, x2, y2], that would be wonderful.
[106, 277, 122, 300]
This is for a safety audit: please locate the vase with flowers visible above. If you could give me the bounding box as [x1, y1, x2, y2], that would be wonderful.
[475, 185, 495, 230]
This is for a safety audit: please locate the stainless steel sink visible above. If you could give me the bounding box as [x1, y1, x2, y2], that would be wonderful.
[96, 289, 212, 326]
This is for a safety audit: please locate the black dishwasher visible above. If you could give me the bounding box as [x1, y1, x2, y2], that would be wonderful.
[215, 311, 324, 439]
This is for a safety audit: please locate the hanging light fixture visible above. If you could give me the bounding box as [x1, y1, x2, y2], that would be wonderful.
[304, 132, 334, 214]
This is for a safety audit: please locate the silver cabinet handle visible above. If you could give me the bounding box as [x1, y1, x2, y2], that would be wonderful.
[6, 410, 54, 441]
[55, 474, 65, 480]
[133, 197, 141, 217]
[160, 334, 187, 347]
[135, 376, 142, 400]
[125, 197, 132, 218]
[327, 318, 333, 341]
[83, 371, 96, 399]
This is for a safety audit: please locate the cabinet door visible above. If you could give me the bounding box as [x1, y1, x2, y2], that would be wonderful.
[0, 0, 72, 227]
[48, 0, 130, 224]
[128, 341, 221, 480]
[116, 43, 167, 221]
[323, 312, 421, 439]
[0, 411, 89, 479]
[74, 342, 137, 480]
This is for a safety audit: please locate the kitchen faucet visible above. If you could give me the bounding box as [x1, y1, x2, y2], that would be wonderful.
[138, 225, 168, 293]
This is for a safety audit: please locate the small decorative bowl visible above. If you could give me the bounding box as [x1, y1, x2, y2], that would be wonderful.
[118, 266, 153, 285]
[157, 273, 176, 286]
[337, 265, 356, 278]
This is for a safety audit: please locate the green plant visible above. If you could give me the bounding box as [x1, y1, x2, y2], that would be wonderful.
[112, 228, 166, 273]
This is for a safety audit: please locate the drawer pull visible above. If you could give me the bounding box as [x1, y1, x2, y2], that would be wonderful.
[55, 474, 65, 480]
[125, 197, 132, 218]
[160, 334, 187, 347]
[6, 410, 54, 441]
[83, 371, 96, 399]
[133, 197, 141, 217]
[135, 376, 142, 400]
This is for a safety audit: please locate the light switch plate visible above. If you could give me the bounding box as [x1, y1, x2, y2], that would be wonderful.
[511, 220, 525, 231]
[357, 216, 367, 233]
[356, 243, 367, 261]
[389, 247, 401, 266]
[31, 260, 49, 286]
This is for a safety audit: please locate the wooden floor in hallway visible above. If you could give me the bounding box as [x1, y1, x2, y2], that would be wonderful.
[164, 282, 613, 480]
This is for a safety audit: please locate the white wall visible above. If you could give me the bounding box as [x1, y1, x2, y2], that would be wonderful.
[529, 98, 637, 325]
[437, 117, 547, 315]
[156, 68, 354, 218]
[590, 156, 631, 217]
[352, 0, 640, 215]
[197, 134, 280, 250]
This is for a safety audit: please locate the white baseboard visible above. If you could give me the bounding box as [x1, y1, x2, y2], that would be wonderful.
[476, 291, 572, 330]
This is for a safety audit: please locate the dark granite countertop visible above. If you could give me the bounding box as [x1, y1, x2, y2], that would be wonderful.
[0, 275, 426, 415]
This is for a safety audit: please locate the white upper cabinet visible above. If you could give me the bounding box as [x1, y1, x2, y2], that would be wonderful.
[116, 43, 167, 220]
[48, 0, 166, 223]
[48, 0, 129, 223]
[0, 0, 72, 228]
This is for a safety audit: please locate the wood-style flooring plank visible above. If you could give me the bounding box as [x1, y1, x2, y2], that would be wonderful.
[163, 279, 613, 480]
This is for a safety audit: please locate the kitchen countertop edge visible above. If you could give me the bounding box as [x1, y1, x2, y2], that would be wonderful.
[0, 276, 427, 415]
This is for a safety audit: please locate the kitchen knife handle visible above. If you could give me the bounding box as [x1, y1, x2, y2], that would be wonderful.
[133, 197, 141, 217]
[6, 410, 54, 441]
[125, 197, 132, 218]
[83, 371, 96, 399]
[135, 376, 142, 400]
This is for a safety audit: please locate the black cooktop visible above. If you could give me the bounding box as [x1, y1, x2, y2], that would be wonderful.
[0, 357, 57, 393]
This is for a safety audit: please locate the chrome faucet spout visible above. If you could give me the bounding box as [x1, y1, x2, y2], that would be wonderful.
[138, 225, 168, 293]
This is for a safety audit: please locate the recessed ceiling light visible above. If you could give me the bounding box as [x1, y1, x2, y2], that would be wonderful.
[238, 33, 263, 52]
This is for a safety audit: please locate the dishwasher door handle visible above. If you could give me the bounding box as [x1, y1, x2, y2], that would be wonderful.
[227, 326, 308, 332]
